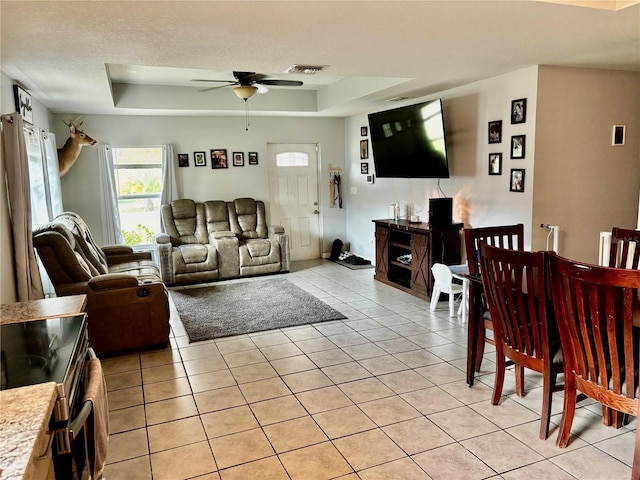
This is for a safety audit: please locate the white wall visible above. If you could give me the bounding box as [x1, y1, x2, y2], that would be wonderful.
[345, 67, 539, 262]
[55, 114, 348, 251]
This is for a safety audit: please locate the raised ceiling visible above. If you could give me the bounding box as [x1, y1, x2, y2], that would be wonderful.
[1, 1, 638, 118]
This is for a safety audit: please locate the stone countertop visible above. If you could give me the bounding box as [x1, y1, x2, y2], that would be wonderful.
[0, 382, 58, 480]
[0, 295, 87, 325]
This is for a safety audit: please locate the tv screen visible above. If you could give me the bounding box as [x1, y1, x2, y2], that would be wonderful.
[368, 99, 449, 178]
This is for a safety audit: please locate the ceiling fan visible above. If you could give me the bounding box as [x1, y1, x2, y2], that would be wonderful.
[193, 71, 303, 101]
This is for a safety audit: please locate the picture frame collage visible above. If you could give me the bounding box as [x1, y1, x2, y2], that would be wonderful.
[178, 150, 259, 168]
[359, 126, 374, 184]
[487, 97, 527, 193]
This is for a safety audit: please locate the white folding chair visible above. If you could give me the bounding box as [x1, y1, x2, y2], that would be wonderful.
[429, 263, 464, 317]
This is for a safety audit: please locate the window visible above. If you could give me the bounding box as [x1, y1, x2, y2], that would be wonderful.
[112, 147, 163, 246]
[276, 151, 309, 167]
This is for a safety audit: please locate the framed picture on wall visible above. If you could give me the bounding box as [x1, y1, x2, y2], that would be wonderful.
[510, 168, 525, 192]
[612, 125, 626, 146]
[511, 98, 527, 124]
[361, 163, 369, 174]
[211, 149, 228, 169]
[178, 153, 189, 167]
[361, 126, 368, 136]
[233, 152, 245, 166]
[360, 139, 369, 159]
[488, 120, 502, 144]
[194, 151, 206, 166]
[248, 152, 259, 165]
[510, 135, 525, 159]
[13, 85, 33, 125]
[488, 153, 502, 175]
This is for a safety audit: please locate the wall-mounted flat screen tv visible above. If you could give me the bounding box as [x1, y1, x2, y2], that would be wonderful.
[368, 99, 449, 178]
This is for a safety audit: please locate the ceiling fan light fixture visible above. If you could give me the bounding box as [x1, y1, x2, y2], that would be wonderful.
[233, 85, 257, 101]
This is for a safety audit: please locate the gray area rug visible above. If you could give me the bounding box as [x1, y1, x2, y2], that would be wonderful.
[170, 278, 347, 342]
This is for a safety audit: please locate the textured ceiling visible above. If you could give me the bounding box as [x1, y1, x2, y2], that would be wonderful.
[1, 1, 638, 118]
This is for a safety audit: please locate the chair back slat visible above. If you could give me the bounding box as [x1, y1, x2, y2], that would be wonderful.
[609, 227, 640, 270]
[479, 243, 549, 360]
[465, 224, 524, 276]
[550, 253, 640, 405]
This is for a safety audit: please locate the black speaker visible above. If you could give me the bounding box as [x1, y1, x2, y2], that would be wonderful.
[429, 198, 452, 228]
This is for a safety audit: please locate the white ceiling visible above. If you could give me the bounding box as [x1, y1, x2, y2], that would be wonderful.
[1, 0, 639, 118]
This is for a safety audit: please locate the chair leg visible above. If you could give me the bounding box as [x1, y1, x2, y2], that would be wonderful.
[539, 370, 556, 440]
[492, 352, 505, 405]
[514, 365, 525, 396]
[429, 289, 441, 312]
[633, 411, 640, 480]
[475, 327, 486, 372]
[449, 291, 455, 317]
[557, 375, 577, 448]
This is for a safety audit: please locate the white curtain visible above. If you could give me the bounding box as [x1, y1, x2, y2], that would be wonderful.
[1, 113, 44, 301]
[161, 144, 178, 204]
[98, 144, 123, 245]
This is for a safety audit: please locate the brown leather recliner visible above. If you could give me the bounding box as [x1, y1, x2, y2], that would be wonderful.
[33, 212, 170, 356]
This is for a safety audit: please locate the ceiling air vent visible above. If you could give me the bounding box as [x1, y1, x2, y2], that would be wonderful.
[284, 64, 327, 75]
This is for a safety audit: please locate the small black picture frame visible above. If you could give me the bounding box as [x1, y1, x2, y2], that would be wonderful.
[248, 152, 259, 165]
[361, 162, 369, 174]
[178, 153, 189, 167]
[511, 98, 527, 124]
[488, 120, 502, 144]
[361, 126, 368, 136]
[510, 168, 525, 192]
[232, 152, 245, 167]
[211, 149, 228, 169]
[612, 125, 626, 146]
[360, 139, 369, 159]
[194, 151, 206, 167]
[510, 135, 526, 159]
[488, 153, 502, 175]
[13, 85, 33, 125]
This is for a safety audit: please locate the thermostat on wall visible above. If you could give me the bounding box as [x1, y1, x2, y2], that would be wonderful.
[366, 174, 375, 184]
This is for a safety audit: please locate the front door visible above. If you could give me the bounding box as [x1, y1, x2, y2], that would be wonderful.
[268, 143, 320, 261]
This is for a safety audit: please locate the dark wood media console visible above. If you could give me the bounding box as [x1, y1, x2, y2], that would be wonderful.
[373, 219, 463, 301]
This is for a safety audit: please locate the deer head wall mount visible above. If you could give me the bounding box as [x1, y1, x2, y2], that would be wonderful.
[57, 117, 97, 177]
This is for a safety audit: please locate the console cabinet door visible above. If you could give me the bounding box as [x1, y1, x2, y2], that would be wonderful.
[410, 232, 429, 296]
[374, 225, 389, 280]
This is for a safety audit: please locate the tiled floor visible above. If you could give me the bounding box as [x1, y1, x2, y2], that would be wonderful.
[102, 260, 636, 479]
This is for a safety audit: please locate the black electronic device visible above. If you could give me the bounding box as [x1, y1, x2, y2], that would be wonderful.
[428, 197, 453, 228]
[368, 99, 450, 178]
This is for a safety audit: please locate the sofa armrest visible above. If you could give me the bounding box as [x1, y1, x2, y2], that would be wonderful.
[153, 232, 171, 244]
[102, 245, 134, 256]
[153, 233, 175, 285]
[268, 229, 290, 273]
[211, 231, 236, 240]
[88, 273, 139, 291]
[268, 225, 285, 236]
[210, 234, 239, 279]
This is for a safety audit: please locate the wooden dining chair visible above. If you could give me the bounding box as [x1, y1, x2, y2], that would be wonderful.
[609, 227, 640, 270]
[480, 243, 563, 439]
[464, 223, 524, 385]
[549, 252, 640, 463]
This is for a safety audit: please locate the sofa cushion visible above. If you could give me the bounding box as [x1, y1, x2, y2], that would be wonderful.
[204, 201, 231, 233]
[239, 239, 281, 266]
[173, 244, 218, 274]
[162, 199, 209, 244]
[56, 212, 109, 275]
[229, 198, 268, 239]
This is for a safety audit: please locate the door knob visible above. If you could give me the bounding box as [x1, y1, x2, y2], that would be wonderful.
[313, 202, 319, 206]
[313, 210, 319, 215]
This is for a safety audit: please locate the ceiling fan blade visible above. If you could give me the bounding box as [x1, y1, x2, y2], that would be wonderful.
[198, 84, 235, 92]
[255, 84, 269, 94]
[192, 78, 236, 83]
[257, 79, 304, 87]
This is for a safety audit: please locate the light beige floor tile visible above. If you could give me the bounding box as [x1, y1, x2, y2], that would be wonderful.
[412, 443, 496, 480]
[438, 378, 493, 404]
[259, 342, 303, 360]
[427, 406, 500, 441]
[249, 395, 307, 425]
[150, 440, 217, 480]
[180, 343, 222, 362]
[344, 318, 383, 331]
[263, 416, 328, 453]
[279, 442, 353, 480]
[359, 328, 402, 342]
[314, 321, 355, 336]
[148, 416, 207, 453]
[505, 419, 587, 458]
[223, 348, 267, 368]
[249, 331, 292, 348]
[219, 456, 289, 480]
[107, 385, 144, 411]
[338, 377, 395, 404]
[230, 362, 278, 384]
[322, 361, 372, 384]
[109, 404, 146, 434]
[554, 407, 624, 445]
[140, 348, 182, 368]
[209, 427, 275, 469]
[501, 459, 578, 480]
[145, 395, 199, 425]
[201, 405, 259, 438]
[327, 331, 369, 347]
[313, 405, 377, 439]
[306, 348, 353, 367]
[107, 428, 149, 463]
[358, 354, 409, 375]
[550, 444, 632, 479]
[358, 395, 421, 427]
[405, 332, 452, 349]
[281, 369, 333, 392]
[143, 376, 192, 403]
[141, 362, 187, 384]
[194, 385, 246, 414]
[414, 363, 465, 385]
[382, 416, 455, 455]
[392, 349, 442, 368]
[183, 356, 229, 376]
[238, 377, 291, 403]
[469, 396, 540, 429]
[294, 337, 338, 353]
[423, 343, 467, 361]
[102, 354, 140, 375]
[295, 385, 353, 414]
[282, 325, 324, 342]
[461, 430, 544, 473]
[215, 337, 256, 354]
[333, 429, 406, 471]
[270, 354, 318, 375]
[189, 369, 237, 393]
[595, 430, 635, 467]
[103, 456, 151, 480]
[359, 457, 432, 480]
[105, 370, 142, 392]
[401, 386, 464, 415]
[377, 370, 433, 394]
[375, 337, 421, 354]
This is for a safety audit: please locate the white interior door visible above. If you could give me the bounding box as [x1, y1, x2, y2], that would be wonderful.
[268, 143, 320, 261]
